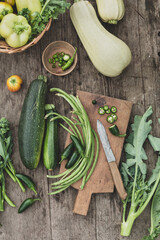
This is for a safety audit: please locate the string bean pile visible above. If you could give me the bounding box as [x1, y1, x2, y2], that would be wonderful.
[47, 88, 100, 194]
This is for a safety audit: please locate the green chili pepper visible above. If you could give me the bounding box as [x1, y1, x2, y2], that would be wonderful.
[92, 100, 97, 105]
[62, 48, 77, 71]
[103, 105, 109, 111]
[18, 198, 40, 213]
[53, 54, 57, 58]
[111, 106, 117, 113]
[49, 58, 53, 64]
[111, 113, 118, 122]
[70, 135, 84, 157]
[98, 107, 105, 115]
[109, 125, 126, 137]
[60, 142, 75, 163]
[16, 174, 37, 195]
[106, 109, 111, 114]
[52, 64, 56, 68]
[107, 115, 114, 124]
[65, 151, 79, 169]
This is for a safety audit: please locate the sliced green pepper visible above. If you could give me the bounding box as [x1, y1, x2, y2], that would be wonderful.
[106, 109, 111, 114]
[103, 105, 109, 111]
[107, 115, 114, 124]
[98, 107, 105, 115]
[111, 113, 118, 122]
[111, 106, 117, 113]
[109, 125, 126, 137]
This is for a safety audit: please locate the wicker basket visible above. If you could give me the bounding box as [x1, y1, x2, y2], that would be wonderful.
[0, 19, 52, 54]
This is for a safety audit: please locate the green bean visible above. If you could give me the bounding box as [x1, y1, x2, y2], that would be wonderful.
[81, 130, 99, 189]
[48, 88, 99, 193]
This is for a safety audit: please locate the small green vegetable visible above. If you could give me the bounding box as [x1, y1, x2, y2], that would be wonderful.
[53, 54, 57, 58]
[105, 109, 111, 114]
[16, 174, 37, 195]
[62, 48, 77, 71]
[49, 58, 53, 64]
[70, 135, 84, 157]
[63, 54, 70, 61]
[65, 151, 79, 169]
[18, 198, 40, 213]
[60, 143, 75, 162]
[92, 100, 97, 105]
[106, 115, 114, 124]
[111, 106, 117, 113]
[98, 107, 105, 115]
[103, 105, 109, 111]
[111, 113, 118, 122]
[109, 125, 126, 137]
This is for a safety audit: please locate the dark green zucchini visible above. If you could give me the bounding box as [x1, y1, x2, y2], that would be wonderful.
[18, 75, 48, 170]
[43, 104, 59, 170]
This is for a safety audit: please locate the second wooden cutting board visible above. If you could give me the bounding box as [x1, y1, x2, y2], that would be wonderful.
[60, 90, 133, 216]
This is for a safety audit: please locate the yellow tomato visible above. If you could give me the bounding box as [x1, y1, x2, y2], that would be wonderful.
[7, 75, 23, 92]
[5, 0, 15, 6]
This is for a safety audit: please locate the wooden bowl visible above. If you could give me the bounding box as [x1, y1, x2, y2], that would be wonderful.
[42, 41, 77, 76]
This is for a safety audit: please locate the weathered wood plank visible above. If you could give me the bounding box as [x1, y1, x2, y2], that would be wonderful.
[0, 0, 159, 239]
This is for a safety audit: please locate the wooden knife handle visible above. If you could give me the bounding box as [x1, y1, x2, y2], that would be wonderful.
[109, 162, 127, 200]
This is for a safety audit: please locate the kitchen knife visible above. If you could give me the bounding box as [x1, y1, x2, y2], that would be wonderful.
[97, 120, 127, 200]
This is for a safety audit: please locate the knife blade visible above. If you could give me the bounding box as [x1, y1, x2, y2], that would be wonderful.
[97, 120, 127, 200]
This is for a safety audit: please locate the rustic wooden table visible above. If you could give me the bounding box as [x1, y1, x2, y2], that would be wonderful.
[0, 0, 160, 239]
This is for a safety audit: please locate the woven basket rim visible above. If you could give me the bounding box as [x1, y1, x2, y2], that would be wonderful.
[0, 19, 52, 54]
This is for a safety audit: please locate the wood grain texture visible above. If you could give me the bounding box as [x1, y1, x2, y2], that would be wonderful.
[0, 0, 159, 239]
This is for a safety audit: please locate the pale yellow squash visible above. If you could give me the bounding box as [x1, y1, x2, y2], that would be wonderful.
[96, 0, 125, 24]
[70, 0, 131, 77]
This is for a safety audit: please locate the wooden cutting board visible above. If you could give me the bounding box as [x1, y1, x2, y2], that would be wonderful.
[60, 91, 133, 216]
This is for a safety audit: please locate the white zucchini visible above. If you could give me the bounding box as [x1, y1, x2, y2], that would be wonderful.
[96, 0, 125, 24]
[70, 0, 131, 77]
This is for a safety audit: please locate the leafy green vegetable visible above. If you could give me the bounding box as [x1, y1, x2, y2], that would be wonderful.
[0, 117, 25, 211]
[120, 106, 160, 237]
[140, 131, 160, 240]
[18, 0, 70, 41]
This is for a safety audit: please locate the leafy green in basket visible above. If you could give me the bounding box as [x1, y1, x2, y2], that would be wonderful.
[18, 0, 70, 41]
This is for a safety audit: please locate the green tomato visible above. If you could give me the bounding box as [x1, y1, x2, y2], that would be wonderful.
[0, 13, 31, 48]
[0, 2, 13, 20]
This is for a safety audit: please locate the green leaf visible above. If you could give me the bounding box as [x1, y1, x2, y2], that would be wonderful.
[148, 135, 160, 152]
[148, 157, 160, 186]
[150, 183, 160, 239]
